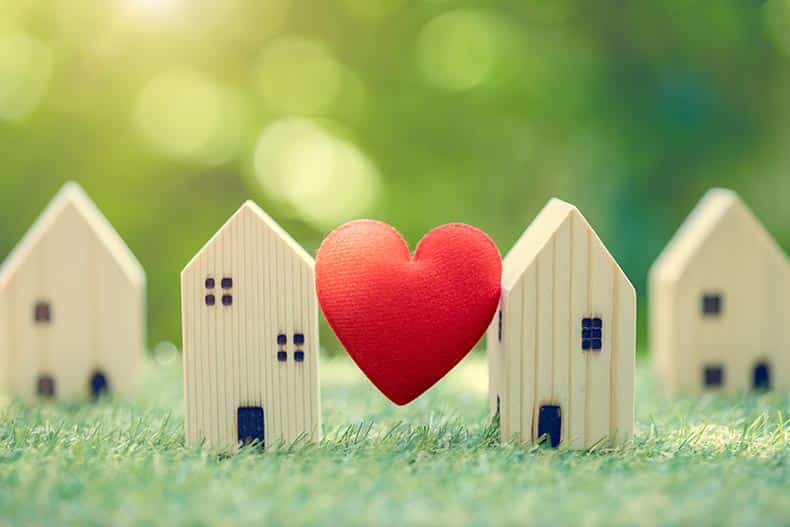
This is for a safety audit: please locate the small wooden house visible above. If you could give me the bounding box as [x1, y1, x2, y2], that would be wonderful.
[488, 198, 636, 448]
[649, 189, 789, 394]
[181, 201, 321, 450]
[0, 182, 146, 401]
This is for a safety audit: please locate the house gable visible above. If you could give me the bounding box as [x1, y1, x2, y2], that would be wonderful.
[181, 201, 314, 283]
[0, 182, 145, 292]
[504, 199, 633, 296]
[650, 188, 788, 285]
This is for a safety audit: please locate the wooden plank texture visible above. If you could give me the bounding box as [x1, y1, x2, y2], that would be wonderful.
[181, 202, 321, 450]
[494, 200, 635, 450]
[0, 183, 144, 402]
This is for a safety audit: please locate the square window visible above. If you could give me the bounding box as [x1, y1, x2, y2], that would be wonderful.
[205, 295, 216, 306]
[277, 351, 287, 362]
[581, 317, 603, 351]
[704, 365, 724, 387]
[294, 333, 305, 345]
[277, 334, 287, 346]
[294, 351, 305, 362]
[222, 278, 233, 289]
[702, 294, 722, 316]
[205, 278, 215, 289]
[34, 302, 51, 323]
[222, 295, 233, 306]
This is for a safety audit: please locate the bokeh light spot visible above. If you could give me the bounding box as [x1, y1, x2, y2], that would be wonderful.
[258, 36, 343, 115]
[125, 0, 183, 17]
[342, 0, 405, 21]
[0, 32, 53, 122]
[134, 70, 248, 165]
[153, 341, 179, 365]
[254, 118, 380, 228]
[416, 9, 508, 92]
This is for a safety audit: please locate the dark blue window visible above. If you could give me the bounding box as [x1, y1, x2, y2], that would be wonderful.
[294, 333, 305, 345]
[702, 294, 722, 316]
[222, 295, 233, 306]
[581, 318, 602, 351]
[277, 334, 287, 346]
[205, 278, 215, 289]
[294, 351, 305, 362]
[704, 365, 724, 388]
[277, 351, 287, 362]
[205, 295, 216, 306]
[222, 278, 233, 289]
[34, 302, 51, 323]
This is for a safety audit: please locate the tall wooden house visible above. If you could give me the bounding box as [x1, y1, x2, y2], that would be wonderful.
[488, 198, 636, 448]
[0, 182, 146, 401]
[181, 201, 321, 450]
[649, 188, 789, 394]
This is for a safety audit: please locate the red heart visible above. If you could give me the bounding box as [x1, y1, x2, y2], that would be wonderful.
[316, 220, 502, 405]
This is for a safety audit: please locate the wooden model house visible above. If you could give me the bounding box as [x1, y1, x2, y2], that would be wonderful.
[649, 188, 789, 394]
[181, 201, 321, 450]
[0, 182, 146, 401]
[488, 198, 636, 448]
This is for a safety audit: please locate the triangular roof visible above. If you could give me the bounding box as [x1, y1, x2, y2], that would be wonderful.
[0, 182, 145, 290]
[502, 198, 630, 292]
[650, 188, 788, 283]
[181, 201, 314, 278]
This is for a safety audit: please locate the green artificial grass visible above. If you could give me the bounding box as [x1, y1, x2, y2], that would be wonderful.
[0, 355, 788, 527]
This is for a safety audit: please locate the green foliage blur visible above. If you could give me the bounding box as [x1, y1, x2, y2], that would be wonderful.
[1, 0, 788, 354]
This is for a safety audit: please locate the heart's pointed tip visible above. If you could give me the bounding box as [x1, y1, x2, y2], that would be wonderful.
[389, 394, 419, 406]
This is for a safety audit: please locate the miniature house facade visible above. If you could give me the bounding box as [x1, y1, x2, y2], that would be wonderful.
[488, 199, 636, 449]
[0, 183, 146, 401]
[649, 189, 789, 394]
[181, 202, 321, 450]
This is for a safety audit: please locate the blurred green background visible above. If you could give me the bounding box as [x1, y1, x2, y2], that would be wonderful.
[1, 0, 788, 354]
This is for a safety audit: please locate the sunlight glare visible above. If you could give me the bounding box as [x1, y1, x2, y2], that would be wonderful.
[254, 118, 380, 228]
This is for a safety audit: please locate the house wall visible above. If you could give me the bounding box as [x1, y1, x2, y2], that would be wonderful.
[181, 206, 321, 450]
[0, 202, 143, 401]
[492, 210, 635, 448]
[0, 289, 7, 393]
[656, 205, 789, 394]
[486, 311, 502, 416]
[648, 273, 677, 392]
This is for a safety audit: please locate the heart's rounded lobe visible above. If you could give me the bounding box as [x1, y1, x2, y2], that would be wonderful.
[316, 220, 502, 405]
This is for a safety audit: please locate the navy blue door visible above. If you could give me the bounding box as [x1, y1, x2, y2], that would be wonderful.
[537, 405, 562, 448]
[90, 371, 109, 399]
[753, 362, 771, 391]
[237, 407, 265, 447]
[37, 374, 55, 398]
